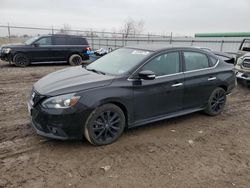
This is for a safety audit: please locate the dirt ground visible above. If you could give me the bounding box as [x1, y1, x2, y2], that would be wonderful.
[0, 61, 250, 188]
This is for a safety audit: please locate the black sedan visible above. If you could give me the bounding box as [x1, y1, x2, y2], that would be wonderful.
[28, 45, 236, 145]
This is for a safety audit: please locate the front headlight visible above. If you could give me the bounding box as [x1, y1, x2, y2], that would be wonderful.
[236, 57, 244, 65]
[2, 48, 12, 54]
[42, 93, 81, 109]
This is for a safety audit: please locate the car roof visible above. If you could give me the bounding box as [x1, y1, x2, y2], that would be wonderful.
[124, 44, 209, 52]
[39, 34, 85, 38]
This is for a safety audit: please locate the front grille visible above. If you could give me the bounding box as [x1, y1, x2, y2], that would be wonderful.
[242, 59, 250, 69]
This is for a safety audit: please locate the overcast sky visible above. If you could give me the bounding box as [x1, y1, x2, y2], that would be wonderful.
[0, 0, 250, 36]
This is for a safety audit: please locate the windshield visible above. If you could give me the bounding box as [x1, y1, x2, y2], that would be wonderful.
[24, 36, 40, 45]
[86, 48, 152, 76]
[241, 39, 250, 50]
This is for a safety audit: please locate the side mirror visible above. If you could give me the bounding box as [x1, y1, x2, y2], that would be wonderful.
[33, 43, 39, 47]
[138, 70, 156, 80]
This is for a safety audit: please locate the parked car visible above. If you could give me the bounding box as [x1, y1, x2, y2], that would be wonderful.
[236, 38, 250, 60]
[0, 34, 91, 67]
[27, 45, 235, 145]
[235, 53, 250, 85]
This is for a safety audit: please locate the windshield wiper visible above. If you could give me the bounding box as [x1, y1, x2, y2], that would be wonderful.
[85, 68, 106, 75]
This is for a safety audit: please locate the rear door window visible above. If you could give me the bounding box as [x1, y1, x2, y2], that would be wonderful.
[183, 51, 209, 71]
[54, 37, 67, 45]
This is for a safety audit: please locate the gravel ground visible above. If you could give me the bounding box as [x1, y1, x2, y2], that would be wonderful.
[0, 61, 250, 188]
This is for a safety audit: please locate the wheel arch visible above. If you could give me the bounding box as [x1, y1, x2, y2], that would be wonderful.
[12, 51, 29, 61]
[218, 84, 228, 92]
[95, 99, 130, 129]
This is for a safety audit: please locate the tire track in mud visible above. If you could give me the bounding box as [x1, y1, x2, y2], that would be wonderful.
[0, 123, 33, 142]
[0, 122, 48, 160]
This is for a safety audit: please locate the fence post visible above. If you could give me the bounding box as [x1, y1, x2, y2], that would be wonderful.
[106, 39, 108, 48]
[115, 37, 117, 49]
[7, 23, 11, 42]
[191, 40, 194, 46]
[91, 30, 94, 50]
[122, 34, 125, 46]
[220, 40, 224, 52]
[169, 32, 173, 44]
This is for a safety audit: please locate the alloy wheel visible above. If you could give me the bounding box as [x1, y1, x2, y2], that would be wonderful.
[91, 111, 121, 142]
[210, 90, 226, 113]
[72, 56, 81, 65]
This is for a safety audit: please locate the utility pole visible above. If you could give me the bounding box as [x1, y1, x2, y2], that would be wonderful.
[170, 32, 173, 44]
[8, 23, 11, 42]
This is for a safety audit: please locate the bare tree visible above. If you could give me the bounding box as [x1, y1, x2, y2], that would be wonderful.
[121, 18, 145, 38]
[111, 27, 118, 38]
[134, 19, 144, 35]
[101, 28, 106, 38]
[58, 24, 72, 34]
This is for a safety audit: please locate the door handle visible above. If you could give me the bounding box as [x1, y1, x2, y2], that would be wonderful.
[208, 77, 217, 81]
[171, 83, 183, 87]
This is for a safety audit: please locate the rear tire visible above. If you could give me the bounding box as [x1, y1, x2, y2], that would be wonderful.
[84, 104, 125, 146]
[204, 87, 226, 116]
[13, 53, 30, 67]
[69, 54, 82, 66]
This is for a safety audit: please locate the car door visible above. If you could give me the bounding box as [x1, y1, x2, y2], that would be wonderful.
[29, 36, 53, 62]
[182, 50, 220, 110]
[51, 36, 68, 61]
[132, 51, 184, 123]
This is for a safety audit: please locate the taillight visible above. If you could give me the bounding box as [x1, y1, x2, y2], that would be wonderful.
[86, 47, 91, 51]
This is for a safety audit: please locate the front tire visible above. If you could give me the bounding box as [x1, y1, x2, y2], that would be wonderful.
[69, 54, 82, 66]
[204, 87, 226, 116]
[13, 53, 30, 67]
[84, 104, 125, 146]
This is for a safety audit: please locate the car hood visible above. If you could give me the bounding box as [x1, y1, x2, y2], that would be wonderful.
[242, 53, 250, 58]
[34, 66, 114, 96]
[1, 43, 26, 48]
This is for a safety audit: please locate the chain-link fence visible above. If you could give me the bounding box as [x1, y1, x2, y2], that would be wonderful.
[0, 25, 243, 53]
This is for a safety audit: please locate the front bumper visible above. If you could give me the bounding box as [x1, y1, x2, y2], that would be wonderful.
[0, 52, 12, 62]
[236, 71, 250, 81]
[27, 99, 92, 140]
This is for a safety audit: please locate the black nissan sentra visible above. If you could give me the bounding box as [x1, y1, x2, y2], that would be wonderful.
[28, 45, 235, 145]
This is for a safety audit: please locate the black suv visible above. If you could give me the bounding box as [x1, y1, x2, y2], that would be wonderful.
[0, 35, 90, 67]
